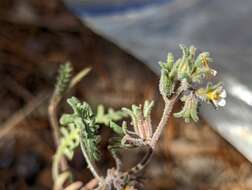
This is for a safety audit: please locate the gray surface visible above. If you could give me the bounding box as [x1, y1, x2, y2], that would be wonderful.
[69, 0, 252, 161]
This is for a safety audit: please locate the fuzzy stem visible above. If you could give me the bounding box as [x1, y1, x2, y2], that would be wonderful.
[128, 86, 184, 175]
[151, 82, 186, 148]
[127, 145, 153, 175]
[150, 94, 179, 148]
[111, 151, 122, 171]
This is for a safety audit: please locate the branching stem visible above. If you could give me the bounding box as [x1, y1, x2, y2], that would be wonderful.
[127, 85, 185, 176]
[150, 92, 181, 148]
[111, 151, 122, 171]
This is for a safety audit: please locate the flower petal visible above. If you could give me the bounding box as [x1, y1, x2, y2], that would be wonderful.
[217, 99, 226, 107]
[210, 69, 217, 76]
[220, 89, 227, 98]
[212, 100, 219, 108]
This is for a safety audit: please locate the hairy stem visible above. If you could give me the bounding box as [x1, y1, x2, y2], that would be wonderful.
[150, 94, 179, 148]
[129, 95, 178, 174]
[127, 145, 153, 175]
[151, 81, 186, 148]
[128, 86, 184, 175]
[111, 151, 122, 171]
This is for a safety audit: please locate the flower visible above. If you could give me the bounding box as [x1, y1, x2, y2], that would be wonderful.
[199, 53, 217, 77]
[196, 83, 226, 109]
[191, 52, 217, 83]
[207, 86, 226, 108]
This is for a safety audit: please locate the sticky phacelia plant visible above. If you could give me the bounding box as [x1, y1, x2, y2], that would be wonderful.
[48, 45, 226, 190]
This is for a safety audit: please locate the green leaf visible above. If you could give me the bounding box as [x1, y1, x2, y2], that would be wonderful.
[166, 53, 174, 70]
[174, 94, 199, 123]
[95, 105, 127, 126]
[143, 100, 154, 118]
[158, 52, 177, 97]
[60, 114, 77, 125]
[52, 121, 81, 180]
[58, 97, 101, 162]
[55, 62, 73, 96]
[122, 107, 137, 127]
[159, 70, 174, 97]
[109, 121, 124, 135]
[176, 45, 191, 80]
[188, 46, 196, 65]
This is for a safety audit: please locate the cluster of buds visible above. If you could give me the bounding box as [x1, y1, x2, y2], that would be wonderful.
[173, 92, 199, 123]
[159, 45, 226, 123]
[119, 101, 154, 147]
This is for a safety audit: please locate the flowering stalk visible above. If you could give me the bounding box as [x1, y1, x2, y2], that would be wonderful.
[50, 45, 227, 190]
[150, 87, 183, 148]
[125, 45, 226, 179]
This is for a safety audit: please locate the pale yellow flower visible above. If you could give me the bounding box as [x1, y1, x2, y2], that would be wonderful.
[196, 83, 226, 109]
[200, 53, 217, 77]
[207, 87, 226, 108]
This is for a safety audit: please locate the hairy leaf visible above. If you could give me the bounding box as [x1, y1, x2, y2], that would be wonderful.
[95, 105, 127, 126]
[109, 121, 125, 135]
[64, 97, 100, 161]
[55, 62, 73, 96]
[174, 94, 199, 123]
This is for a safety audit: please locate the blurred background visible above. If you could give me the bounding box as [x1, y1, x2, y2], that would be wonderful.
[1, 0, 252, 189]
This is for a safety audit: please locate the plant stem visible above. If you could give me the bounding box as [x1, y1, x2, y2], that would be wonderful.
[128, 86, 184, 175]
[48, 93, 69, 173]
[81, 178, 99, 190]
[127, 145, 153, 175]
[111, 151, 122, 171]
[48, 92, 69, 174]
[48, 94, 61, 146]
[150, 94, 178, 148]
[151, 81, 187, 148]
[52, 151, 61, 181]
